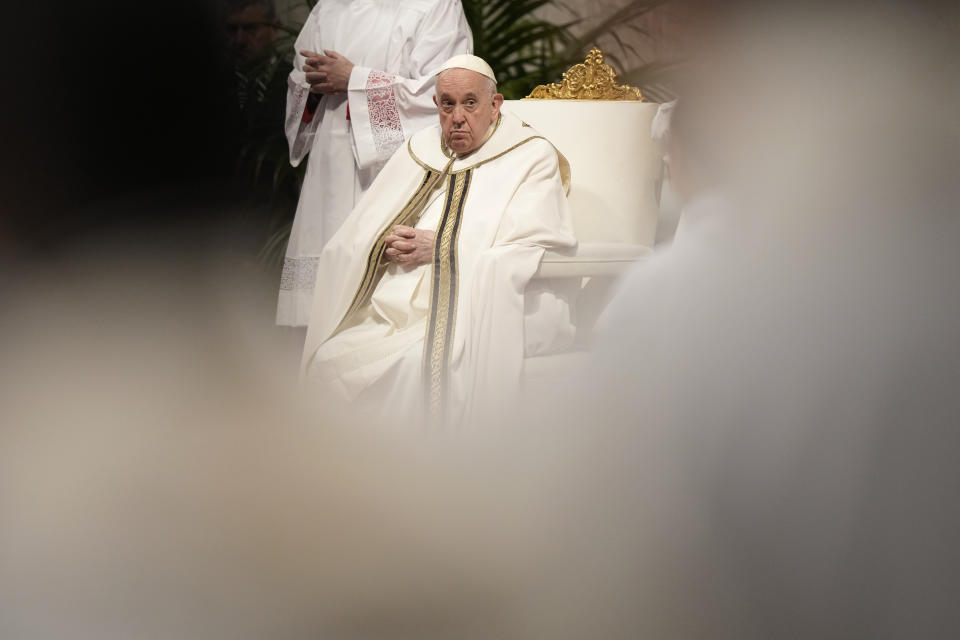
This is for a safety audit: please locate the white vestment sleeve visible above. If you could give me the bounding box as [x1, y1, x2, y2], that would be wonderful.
[455, 143, 577, 424]
[284, 4, 324, 167]
[300, 144, 426, 374]
[347, 0, 473, 169]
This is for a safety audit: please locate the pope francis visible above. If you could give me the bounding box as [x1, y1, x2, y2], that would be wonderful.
[302, 55, 577, 426]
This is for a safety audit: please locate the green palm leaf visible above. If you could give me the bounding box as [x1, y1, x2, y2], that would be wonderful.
[463, 0, 580, 99]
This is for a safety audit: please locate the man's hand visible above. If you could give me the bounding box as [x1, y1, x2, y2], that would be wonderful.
[383, 226, 435, 267]
[301, 49, 355, 94]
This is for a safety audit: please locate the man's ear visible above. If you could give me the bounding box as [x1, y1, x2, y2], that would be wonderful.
[433, 95, 439, 107]
[492, 93, 504, 117]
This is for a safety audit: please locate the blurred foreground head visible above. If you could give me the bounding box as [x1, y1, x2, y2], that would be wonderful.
[570, 1, 960, 637]
[0, 250, 550, 639]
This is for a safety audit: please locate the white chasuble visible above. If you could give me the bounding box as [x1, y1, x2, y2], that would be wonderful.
[278, 0, 473, 326]
[303, 112, 577, 427]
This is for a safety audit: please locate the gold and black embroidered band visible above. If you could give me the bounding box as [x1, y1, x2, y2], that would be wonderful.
[423, 168, 472, 416]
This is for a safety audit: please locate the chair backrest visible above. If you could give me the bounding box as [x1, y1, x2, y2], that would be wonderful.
[502, 50, 663, 247]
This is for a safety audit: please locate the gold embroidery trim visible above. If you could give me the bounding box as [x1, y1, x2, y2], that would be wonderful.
[525, 48, 643, 101]
[409, 135, 548, 173]
[410, 128, 571, 195]
[331, 169, 442, 336]
[423, 168, 472, 417]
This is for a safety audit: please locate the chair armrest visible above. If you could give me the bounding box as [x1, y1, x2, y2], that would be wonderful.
[534, 242, 652, 278]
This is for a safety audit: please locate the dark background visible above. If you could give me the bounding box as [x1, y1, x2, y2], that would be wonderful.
[1, 1, 239, 262]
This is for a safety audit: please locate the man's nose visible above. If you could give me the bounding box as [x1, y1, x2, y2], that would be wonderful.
[451, 106, 466, 124]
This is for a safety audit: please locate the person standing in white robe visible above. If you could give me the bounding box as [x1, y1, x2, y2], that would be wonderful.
[278, 0, 473, 327]
[302, 55, 578, 428]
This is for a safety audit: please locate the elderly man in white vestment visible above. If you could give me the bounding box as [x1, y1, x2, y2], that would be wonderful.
[301, 55, 577, 425]
[278, 0, 473, 327]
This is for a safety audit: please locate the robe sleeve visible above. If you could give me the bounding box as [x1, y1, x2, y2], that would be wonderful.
[300, 143, 427, 374]
[456, 141, 578, 424]
[347, 0, 473, 170]
[285, 3, 324, 168]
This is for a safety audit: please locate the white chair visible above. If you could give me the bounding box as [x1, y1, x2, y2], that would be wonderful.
[503, 49, 664, 382]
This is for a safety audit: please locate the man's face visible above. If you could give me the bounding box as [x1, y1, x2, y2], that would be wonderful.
[434, 69, 503, 154]
[226, 4, 278, 62]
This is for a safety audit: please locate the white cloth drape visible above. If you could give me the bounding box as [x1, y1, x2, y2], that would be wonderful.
[278, 0, 472, 326]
